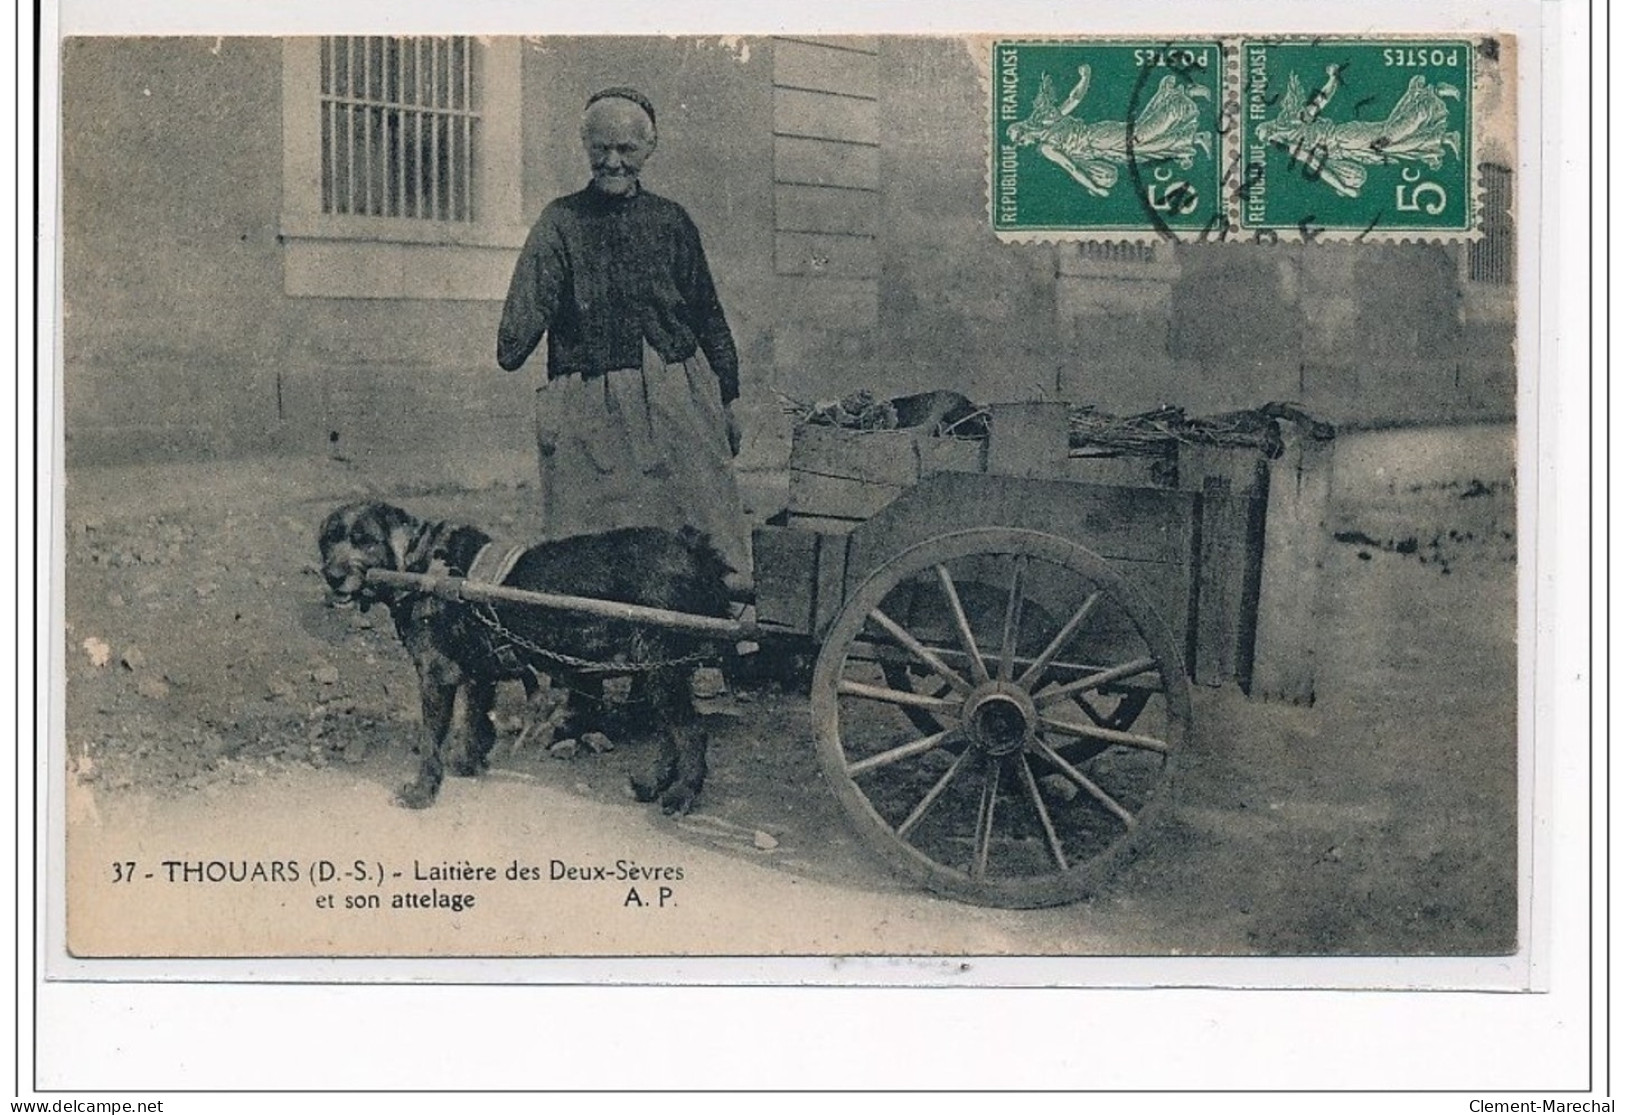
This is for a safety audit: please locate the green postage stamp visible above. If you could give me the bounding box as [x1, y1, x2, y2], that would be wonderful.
[991, 36, 1513, 241]
[1241, 40, 1474, 235]
[993, 41, 1226, 236]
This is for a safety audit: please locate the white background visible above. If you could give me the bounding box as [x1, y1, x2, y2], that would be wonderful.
[13, 0, 1605, 1104]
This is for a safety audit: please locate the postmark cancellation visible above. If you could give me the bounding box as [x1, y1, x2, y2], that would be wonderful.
[990, 35, 1515, 243]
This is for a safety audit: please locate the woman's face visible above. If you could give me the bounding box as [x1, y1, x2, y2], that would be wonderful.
[582, 99, 657, 197]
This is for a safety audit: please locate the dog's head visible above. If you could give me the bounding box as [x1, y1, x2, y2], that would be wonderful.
[317, 501, 421, 609]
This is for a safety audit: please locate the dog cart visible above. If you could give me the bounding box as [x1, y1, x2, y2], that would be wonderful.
[372, 401, 1332, 909]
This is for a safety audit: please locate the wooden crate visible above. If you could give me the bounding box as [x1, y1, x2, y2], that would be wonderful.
[1249, 430, 1336, 705]
[985, 402, 1071, 478]
[1176, 444, 1270, 692]
[788, 425, 922, 526]
[752, 524, 851, 636]
[1174, 432, 1334, 703]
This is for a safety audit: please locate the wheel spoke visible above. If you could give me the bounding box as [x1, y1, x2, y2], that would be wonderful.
[1030, 739, 1137, 828]
[997, 556, 1027, 682]
[868, 607, 972, 694]
[846, 729, 955, 777]
[896, 747, 975, 838]
[971, 758, 1003, 879]
[1034, 656, 1159, 708]
[837, 678, 961, 715]
[1016, 590, 1102, 689]
[855, 639, 1112, 684]
[1038, 714, 1170, 754]
[1017, 754, 1069, 870]
[935, 564, 990, 683]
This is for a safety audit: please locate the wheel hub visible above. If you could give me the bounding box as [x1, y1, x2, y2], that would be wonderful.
[961, 683, 1037, 756]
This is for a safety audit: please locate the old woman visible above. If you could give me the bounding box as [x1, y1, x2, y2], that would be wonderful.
[497, 87, 749, 577]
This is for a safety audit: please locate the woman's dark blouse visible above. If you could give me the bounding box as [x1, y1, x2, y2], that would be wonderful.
[497, 187, 740, 405]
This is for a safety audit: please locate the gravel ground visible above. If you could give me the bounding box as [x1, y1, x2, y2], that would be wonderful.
[59, 427, 1519, 958]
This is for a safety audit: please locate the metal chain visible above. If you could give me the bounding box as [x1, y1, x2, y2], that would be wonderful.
[467, 601, 714, 677]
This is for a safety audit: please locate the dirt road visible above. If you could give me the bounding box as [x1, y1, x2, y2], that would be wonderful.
[59, 427, 1519, 959]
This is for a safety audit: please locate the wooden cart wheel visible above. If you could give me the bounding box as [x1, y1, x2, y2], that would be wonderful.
[877, 578, 1048, 738]
[882, 658, 1151, 743]
[811, 527, 1192, 908]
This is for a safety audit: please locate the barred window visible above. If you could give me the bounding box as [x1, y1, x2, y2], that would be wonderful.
[319, 35, 479, 223]
[282, 37, 525, 299]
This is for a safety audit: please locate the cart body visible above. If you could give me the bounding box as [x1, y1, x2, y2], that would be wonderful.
[752, 400, 1310, 697]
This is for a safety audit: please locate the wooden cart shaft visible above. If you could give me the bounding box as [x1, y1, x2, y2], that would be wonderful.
[365, 569, 759, 640]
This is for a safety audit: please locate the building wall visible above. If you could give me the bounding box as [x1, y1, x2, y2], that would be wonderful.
[62, 37, 301, 461]
[768, 37, 882, 401]
[60, 35, 1514, 468]
[867, 37, 1516, 426]
[60, 36, 775, 466]
[876, 38, 1064, 405]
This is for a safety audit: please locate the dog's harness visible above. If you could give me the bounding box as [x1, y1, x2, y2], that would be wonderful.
[461, 537, 714, 682]
[465, 541, 527, 589]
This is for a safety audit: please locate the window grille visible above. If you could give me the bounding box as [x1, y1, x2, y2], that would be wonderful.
[1467, 162, 1514, 286]
[319, 36, 479, 222]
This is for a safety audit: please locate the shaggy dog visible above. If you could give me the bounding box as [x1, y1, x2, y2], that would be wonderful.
[317, 501, 732, 813]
